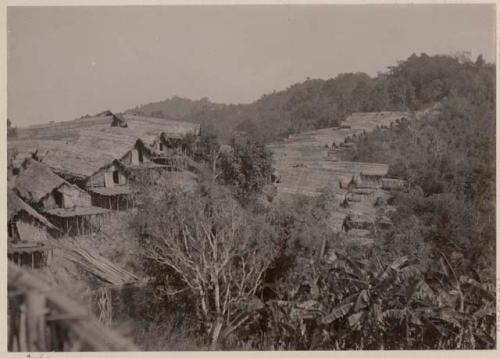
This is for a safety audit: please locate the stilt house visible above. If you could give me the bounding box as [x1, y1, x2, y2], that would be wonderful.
[85, 139, 168, 210]
[41, 113, 200, 209]
[359, 165, 390, 187]
[14, 159, 111, 236]
[7, 190, 59, 269]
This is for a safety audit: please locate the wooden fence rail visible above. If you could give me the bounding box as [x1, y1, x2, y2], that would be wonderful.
[8, 261, 138, 352]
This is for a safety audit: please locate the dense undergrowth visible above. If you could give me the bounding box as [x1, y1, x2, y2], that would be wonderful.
[119, 53, 495, 350]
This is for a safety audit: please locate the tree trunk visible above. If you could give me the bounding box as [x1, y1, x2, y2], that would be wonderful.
[210, 317, 223, 351]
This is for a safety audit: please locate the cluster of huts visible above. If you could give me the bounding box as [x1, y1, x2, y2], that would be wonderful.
[337, 166, 406, 203]
[7, 111, 201, 270]
[7, 111, 202, 351]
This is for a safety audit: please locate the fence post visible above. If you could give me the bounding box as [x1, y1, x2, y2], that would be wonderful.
[25, 290, 48, 351]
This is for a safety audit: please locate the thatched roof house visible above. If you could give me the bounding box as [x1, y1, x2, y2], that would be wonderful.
[39, 110, 200, 181]
[83, 139, 169, 210]
[7, 190, 58, 268]
[110, 112, 128, 128]
[8, 190, 59, 236]
[42, 129, 150, 182]
[15, 159, 111, 236]
[360, 165, 389, 178]
[15, 158, 67, 204]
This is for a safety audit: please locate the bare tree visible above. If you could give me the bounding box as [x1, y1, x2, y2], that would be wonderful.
[135, 183, 277, 349]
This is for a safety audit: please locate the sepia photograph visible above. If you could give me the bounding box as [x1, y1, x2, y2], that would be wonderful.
[4, 1, 498, 352]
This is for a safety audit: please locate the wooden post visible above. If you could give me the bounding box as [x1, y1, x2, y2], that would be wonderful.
[25, 290, 47, 351]
[8, 296, 22, 351]
[47, 249, 53, 266]
[18, 302, 28, 351]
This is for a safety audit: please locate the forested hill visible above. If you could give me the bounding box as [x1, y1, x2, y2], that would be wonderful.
[126, 53, 494, 142]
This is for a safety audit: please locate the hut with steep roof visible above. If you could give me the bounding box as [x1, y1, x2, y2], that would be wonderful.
[41, 128, 147, 184]
[15, 159, 111, 236]
[84, 139, 168, 210]
[7, 190, 59, 269]
[41, 114, 200, 209]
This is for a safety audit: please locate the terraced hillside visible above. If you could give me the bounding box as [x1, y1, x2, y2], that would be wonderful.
[268, 111, 409, 245]
[269, 111, 408, 198]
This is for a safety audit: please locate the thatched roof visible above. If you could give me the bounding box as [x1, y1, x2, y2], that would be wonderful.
[123, 113, 200, 137]
[270, 122, 391, 198]
[42, 129, 144, 180]
[360, 165, 389, 177]
[55, 238, 140, 287]
[88, 186, 130, 196]
[41, 112, 199, 180]
[7, 190, 58, 231]
[274, 162, 388, 198]
[15, 159, 67, 204]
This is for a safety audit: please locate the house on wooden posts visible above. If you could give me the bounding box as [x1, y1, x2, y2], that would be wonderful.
[42, 128, 144, 185]
[7, 190, 59, 269]
[41, 114, 200, 209]
[149, 132, 191, 166]
[147, 131, 203, 171]
[86, 160, 130, 211]
[114, 114, 201, 168]
[359, 165, 390, 187]
[42, 129, 153, 210]
[85, 139, 169, 210]
[14, 159, 111, 237]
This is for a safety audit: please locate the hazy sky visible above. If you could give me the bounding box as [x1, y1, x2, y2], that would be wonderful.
[7, 5, 496, 127]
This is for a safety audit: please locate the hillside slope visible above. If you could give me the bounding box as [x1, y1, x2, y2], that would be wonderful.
[125, 53, 493, 143]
